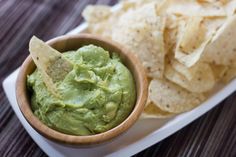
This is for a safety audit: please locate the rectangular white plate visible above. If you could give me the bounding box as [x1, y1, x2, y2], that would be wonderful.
[3, 3, 236, 157]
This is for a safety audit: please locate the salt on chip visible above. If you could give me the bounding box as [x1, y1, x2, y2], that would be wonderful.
[165, 63, 215, 93]
[149, 79, 205, 113]
[112, 3, 166, 78]
[141, 101, 174, 118]
[201, 15, 236, 66]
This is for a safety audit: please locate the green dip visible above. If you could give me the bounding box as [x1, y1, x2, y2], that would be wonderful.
[27, 45, 136, 136]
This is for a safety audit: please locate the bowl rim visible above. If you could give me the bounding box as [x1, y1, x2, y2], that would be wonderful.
[16, 33, 148, 145]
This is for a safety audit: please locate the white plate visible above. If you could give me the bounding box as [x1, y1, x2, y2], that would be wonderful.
[3, 3, 236, 157]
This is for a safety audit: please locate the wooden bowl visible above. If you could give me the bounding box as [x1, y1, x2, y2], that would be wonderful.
[16, 34, 148, 145]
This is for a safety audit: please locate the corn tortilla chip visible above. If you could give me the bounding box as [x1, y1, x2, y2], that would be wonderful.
[170, 59, 199, 80]
[164, 27, 178, 54]
[157, 0, 227, 17]
[82, 5, 122, 38]
[175, 17, 225, 67]
[82, 5, 111, 23]
[149, 79, 205, 113]
[178, 17, 206, 54]
[112, 3, 166, 78]
[202, 15, 236, 66]
[164, 14, 183, 54]
[82, 0, 236, 117]
[29, 36, 72, 97]
[141, 101, 174, 118]
[165, 63, 215, 93]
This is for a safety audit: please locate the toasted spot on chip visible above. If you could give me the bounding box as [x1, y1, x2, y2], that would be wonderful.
[165, 63, 215, 93]
[164, 27, 178, 54]
[221, 67, 236, 83]
[210, 64, 228, 82]
[149, 79, 205, 113]
[197, 0, 228, 5]
[112, 3, 166, 78]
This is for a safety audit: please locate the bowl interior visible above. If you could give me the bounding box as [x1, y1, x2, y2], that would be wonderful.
[16, 34, 148, 145]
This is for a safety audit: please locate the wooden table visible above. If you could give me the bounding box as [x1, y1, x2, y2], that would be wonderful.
[1, 0, 236, 156]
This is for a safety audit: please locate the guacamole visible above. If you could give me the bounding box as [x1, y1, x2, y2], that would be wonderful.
[27, 45, 136, 136]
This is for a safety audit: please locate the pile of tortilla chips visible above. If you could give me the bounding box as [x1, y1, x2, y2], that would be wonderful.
[82, 0, 236, 118]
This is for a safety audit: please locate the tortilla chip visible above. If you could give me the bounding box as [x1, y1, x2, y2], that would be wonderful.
[29, 36, 72, 97]
[165, 63, 215, 93]
[141, 101, 174, 118]
[82, 0, 236, 117]
[175, 17, 225, 67]
[202, 15, 236, 66]
[157, 0, 227, 17]
[82, 5, 111, 23]
[221, 67, 236, 83]
[175, 32, 212, 67]
[164, 27, 178, 54]
[178, 17, 206, 54]
[170, 59, 198, 80]
[112, 3, 166, 78]
[164, 14, 183, 54]
[149, 79, 205, 113]
[82, 5, 122, 38]
[199, 0, 236, 16]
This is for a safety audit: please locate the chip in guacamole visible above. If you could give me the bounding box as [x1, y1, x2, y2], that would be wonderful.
[27, 44, 136, 136]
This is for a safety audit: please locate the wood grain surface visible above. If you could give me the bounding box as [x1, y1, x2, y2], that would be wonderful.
[0, 0, 236, 157]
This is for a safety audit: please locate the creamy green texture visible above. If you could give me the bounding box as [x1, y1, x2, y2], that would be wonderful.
[27, 45, 136, 136]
